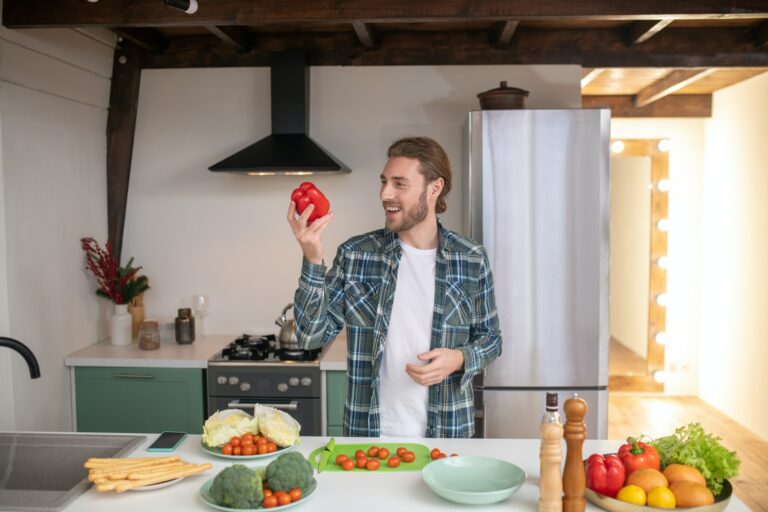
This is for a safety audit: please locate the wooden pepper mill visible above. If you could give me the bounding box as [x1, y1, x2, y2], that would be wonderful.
[539, 392, 563, 512]
[562, 394, 588, 512]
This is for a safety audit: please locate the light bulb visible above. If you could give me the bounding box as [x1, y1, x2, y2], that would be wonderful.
[657, 139, 671, 152]
[657, 179, 670, 192]
[657, 256, 669, 269]
[656, 293, 669, 307]
[654, 370, 667, 383]
[657, 219, 670, 232]
[655, 332, 668, 345]
[611, 140, 625, 154]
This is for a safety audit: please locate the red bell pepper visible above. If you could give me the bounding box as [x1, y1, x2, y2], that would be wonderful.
[618, 437, 660, 474]
[586, 453, 625, 498]
[291, 182, 330, 223]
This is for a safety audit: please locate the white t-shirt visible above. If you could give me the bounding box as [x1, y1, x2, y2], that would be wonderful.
[379, 240, 436, 437]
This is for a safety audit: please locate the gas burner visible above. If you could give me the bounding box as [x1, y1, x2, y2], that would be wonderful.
[212, 334, 321, 364]
[276, 348, 322, 362]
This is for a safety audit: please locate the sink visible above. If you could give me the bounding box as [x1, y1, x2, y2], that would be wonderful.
[0, 432, 145, 511]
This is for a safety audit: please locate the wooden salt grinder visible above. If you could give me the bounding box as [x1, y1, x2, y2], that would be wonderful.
[539, 421, 564, 512]
[562, 395, 587, 512]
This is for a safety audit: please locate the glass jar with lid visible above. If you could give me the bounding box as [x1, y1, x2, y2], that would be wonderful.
[138, 320, 161, 350]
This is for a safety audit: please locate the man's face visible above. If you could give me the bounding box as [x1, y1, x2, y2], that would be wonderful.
[380, 156, 430, 233]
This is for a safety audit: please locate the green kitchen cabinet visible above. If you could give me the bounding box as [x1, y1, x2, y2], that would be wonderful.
[75, 367, 205, 434]
[326, 370, 346, 436]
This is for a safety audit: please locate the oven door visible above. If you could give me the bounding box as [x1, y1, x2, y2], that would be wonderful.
[208, 397, 321, 437]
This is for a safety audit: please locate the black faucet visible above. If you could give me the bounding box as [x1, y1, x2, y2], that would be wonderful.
[0, 337, 41, 379]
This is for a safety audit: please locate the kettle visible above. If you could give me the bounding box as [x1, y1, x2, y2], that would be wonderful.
[275, 303, 300, 351]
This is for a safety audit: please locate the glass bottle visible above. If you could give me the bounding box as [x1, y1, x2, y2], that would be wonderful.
[539, 392, 564, 512]
[175, 308, 195, 344]
[138, 320, 161, 351]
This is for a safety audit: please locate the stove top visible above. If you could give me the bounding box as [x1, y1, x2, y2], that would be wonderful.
[209, 334, 322, 364]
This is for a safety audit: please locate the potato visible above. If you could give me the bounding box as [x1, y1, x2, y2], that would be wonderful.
[626, 468, 668, 495]
[663, 464, 707, 487]
[670, 481, 715, 507]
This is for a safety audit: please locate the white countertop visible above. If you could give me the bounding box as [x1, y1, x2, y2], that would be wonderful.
[64, 334, 347, 370]
[52, 435, 747, 512]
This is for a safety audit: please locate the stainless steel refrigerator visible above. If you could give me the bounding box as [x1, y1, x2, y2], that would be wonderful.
[465, 109, 611, 439]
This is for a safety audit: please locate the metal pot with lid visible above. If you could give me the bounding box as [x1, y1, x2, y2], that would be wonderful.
[275, 303, 300, 351]
[477, 81, 530, 110]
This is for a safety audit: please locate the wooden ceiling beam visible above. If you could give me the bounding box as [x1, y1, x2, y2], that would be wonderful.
[624, 19, 674, 45]
[4, 0, 768, 28]
[206, 25, 251, 51]
[493, 20, 519, 48]
[352, 21, 378, 49]
[580, 68, 604, 88]
[112, 27, 167, 54]
[138, 28, 768, 68]
[583, 94, 712, 117]
[633, 68, 715, 107]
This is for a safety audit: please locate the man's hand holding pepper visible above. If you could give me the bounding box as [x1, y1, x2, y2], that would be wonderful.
[405, 348, 465, 386]
[287, 200, 333, 265]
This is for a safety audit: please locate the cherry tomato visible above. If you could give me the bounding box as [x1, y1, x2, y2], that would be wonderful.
[355, 449, 366, 458]
[241, 445, 255, 456]
[367, 446, 379, 457]
[356, 456, 368, 469]
[436, 453, 447, 459]
[230, 436, 241, 447]
[256, 437, 268, 446]
[341, 459, 355, 471]
[388, 457, 401, 468]
[233, 446, 242, 456]
[289, 488, 302, 501]
[263, 496, 278, 508]
[241, 438, 254, 448]
[257, 444, 268, 454]
[274, 490, 288, 499]
[267, 442, 277, 453]
[263, 489, 273, 497]
[402, 451, 416, 463]
[366, 459, 380, 471]
[336, 454, 350, 465]
[450, 453, 459, 457]
[378, 448, 390, 459]
[241, 433, 254, 443]
[277, 494, 292, 506]
[430, 448, 441, 460]
[396, 447, 407, 457]
[221, 443, 233, 455]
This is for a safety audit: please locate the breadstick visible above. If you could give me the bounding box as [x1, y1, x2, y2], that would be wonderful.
[104, 461, 186, 480]
[128, 463, 193, 479]
[85, 457, 165, 469]
[88, 457, 181, 479]
[115, 463, 212, 492]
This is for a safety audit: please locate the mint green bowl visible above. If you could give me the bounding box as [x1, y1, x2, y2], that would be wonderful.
[422, 456, 527, 505]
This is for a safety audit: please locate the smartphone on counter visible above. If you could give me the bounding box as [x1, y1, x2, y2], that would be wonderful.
[147, 431, 187, 452]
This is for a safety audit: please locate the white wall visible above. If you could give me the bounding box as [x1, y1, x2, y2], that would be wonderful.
[609, 155, 651, 358]
[0, 22, 114, 430]
[700, 71, 768, 437]
[0, 69, 13, 430]
[610, 118, 707, 395]
[124, 65, 581, 334]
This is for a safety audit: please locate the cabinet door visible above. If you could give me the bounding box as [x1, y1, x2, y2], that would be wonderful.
[75, 367, 205, 434]
[325, 371, 346, 434]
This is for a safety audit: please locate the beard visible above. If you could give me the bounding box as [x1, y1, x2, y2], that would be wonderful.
[384, 187, 429, 233]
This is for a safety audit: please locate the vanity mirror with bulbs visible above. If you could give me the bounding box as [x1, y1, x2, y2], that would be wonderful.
[608, 139, 669, 392]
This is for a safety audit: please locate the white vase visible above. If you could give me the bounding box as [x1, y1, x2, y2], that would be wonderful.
[110, 303, 133, 346]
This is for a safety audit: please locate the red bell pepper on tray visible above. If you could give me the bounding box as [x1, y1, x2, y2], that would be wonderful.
[291, 182, 330, 223]
[586, 453, 625, 498]
[618, 437, 660, 475]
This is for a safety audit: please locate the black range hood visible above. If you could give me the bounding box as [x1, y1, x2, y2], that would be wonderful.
[209, 51, 349, 175]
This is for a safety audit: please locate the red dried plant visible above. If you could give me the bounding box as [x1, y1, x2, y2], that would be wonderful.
[80, 237, 149, 304]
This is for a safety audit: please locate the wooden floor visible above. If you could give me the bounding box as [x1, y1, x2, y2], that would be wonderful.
[609, 393, 768, 511]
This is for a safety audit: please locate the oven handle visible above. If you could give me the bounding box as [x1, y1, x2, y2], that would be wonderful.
[227, 400, 298, 411]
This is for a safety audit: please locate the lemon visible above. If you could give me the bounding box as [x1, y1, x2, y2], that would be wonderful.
[616, 485, 646, 506]
[647, 486, 677, 509]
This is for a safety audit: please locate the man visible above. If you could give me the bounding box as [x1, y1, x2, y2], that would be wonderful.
[287, 136, 501, 437]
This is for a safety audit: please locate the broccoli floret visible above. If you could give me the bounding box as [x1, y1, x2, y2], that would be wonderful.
[265, 452, 315, 494]
[209, 464, 264, 509]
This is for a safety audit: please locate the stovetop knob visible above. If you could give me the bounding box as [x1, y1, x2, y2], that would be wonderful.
[240, 382, 251, 392]
[301, 377, 312, 387]
[277, 382, 288, 393]
[289, 377, 299, 386]
[217, 376, 227, 385]
[228, 376, 240, 386]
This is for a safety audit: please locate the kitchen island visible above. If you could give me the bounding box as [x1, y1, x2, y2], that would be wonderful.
[55, 435, 748, 512]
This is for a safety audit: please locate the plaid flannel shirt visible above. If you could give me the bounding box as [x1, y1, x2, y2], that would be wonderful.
[293, 220, 501, 437]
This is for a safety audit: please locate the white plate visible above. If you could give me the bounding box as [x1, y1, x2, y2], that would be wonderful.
[200, 477, 316, 511]
[128, 477, 184, 492]
[200, 441, 295, 460]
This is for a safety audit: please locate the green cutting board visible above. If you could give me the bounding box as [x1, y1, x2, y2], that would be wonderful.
[309, 441, 431, 472]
